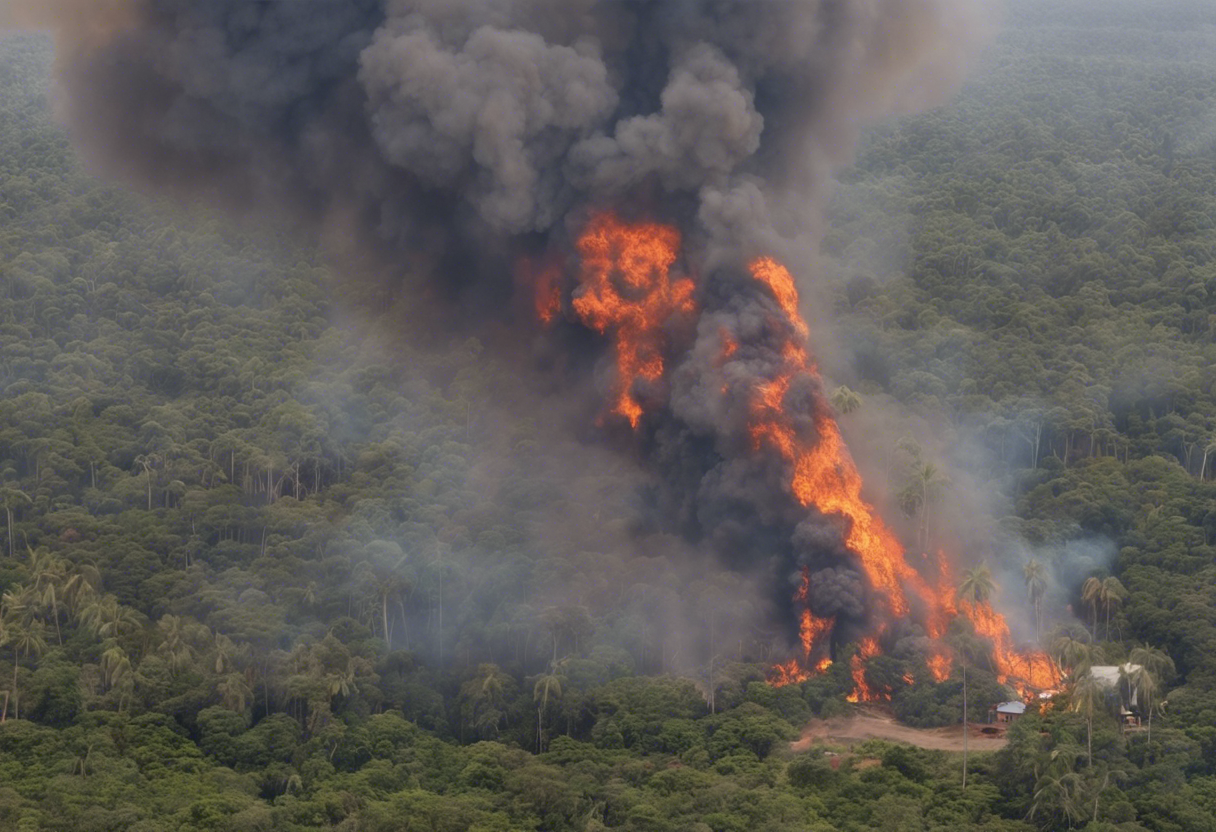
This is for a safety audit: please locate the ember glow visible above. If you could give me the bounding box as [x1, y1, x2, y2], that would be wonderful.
[532, 259, 563, 326]
[569, 213, 695, 428]
[529, 213, 1058, 704]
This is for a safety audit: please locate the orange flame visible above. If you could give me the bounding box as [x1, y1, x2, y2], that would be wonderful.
[959, 599, 1061, 697]
[927, 652, 953, 683]
[528, 231, 1060, 700]
[535, 263, 563, 325]
[571, 212, 695, 428]
[926, 551, 959, 639]
[748, 259, 1058, 699]
[769, 660, 810, 686]
[847, 637, 887, 703]
[517, 254, 564, 326]
[750, 256, 808, 340]
[769, 567, 835, 686]
[746, 257, 933, 618]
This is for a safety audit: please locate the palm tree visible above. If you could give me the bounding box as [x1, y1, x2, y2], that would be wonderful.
[899, 460, 949, 555]
[80, 594, 144, 640]
[99, 642, 133, 706]
[830, 385, 862, 415]
[1128, 645, 1175, 748]
[958, 565, 995, 607]
[1070, 670, 1106, 767]
[0, 487, 30, 559]
[1080, 577, 1102, 638]
[1098, 577, 1127, 641]
[70, 741, 95, 778]
[361, 564, 411, 652]
[29, 549, 66, 645]
[156, 615, 195, 675]
[1023, 559, 1047, 641]
[61, 562, 102, 616]
[209, 632, 240, 675]
[1051, 629, 1096, 680]
[533, 669, 564, 752]
[218, 672, 254, 713]
[326, 657, 366, 703]
[1199, 439, 1216, 481]
[3, 620, 47, 720]
[1029, 744, 1086, 830]
[133, 453, 161, 511]
[956, 566, 994, 791]
[0, 583, 33, 627]
[459, 663, 513, 740]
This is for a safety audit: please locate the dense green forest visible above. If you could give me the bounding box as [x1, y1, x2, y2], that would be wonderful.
[2, 1, 1216, 830]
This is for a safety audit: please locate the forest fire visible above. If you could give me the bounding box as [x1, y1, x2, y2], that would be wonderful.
[770, 567, 836, 684]
[740, 257, 1058, 701]
[847, 638, 886, 703]
[31, 0, 1018, 712]
[959, 599, 1061, 696]
[527, 210, 1059, 704]
[567, 213, 695, 429]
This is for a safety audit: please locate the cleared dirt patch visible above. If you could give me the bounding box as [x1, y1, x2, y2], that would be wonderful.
[792, 706, 1008, 753]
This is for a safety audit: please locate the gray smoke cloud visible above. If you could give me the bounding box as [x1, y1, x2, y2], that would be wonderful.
[8, 0, 996, 656]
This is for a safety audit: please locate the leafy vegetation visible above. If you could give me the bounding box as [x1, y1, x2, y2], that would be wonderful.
[2, 1, 1216, 829]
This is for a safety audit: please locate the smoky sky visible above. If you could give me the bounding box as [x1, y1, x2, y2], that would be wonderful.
[8, 0, 995, 649]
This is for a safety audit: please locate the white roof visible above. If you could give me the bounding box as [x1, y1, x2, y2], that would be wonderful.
[1090, 664, 1141, 687]
[1089, 664, 1142, 707]
[996, 701, 1027, 714]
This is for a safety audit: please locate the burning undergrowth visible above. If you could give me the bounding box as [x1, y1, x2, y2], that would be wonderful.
[0, 0, 1060, 699]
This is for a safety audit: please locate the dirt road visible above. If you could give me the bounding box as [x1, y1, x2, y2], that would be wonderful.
[792, 707, 1008, 753]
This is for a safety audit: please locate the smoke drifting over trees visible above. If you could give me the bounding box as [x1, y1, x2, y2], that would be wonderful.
[5, 0, 996, 660]
[4, 0, 991, 267]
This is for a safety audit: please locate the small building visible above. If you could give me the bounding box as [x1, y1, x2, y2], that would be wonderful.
[991, 701, 1027, 724]
[1089, 664, 1145, 726]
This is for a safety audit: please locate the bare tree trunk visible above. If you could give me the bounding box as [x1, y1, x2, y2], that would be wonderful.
[51, 594, 61, 646]
[397, 597, 409, 650]
[1087, 716, 1093, 767]
[962, 661, 968, 789]
[381, 594, 392, 650]
[920, 481, 930, 554]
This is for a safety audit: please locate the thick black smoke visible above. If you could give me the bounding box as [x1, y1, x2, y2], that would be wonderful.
[8, 0, 993, 655]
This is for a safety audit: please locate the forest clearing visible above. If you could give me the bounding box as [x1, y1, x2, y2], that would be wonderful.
[792, 707, 1009, 753]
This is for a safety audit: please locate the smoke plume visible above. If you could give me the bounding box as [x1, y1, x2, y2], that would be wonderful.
[9, 0, 1000, 670]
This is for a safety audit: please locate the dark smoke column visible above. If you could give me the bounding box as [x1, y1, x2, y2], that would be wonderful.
[8, 0, 996, 659]
[12, 0, 991, 263]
